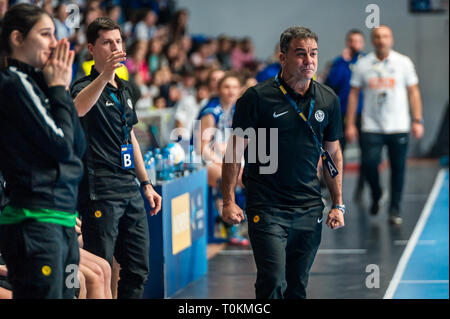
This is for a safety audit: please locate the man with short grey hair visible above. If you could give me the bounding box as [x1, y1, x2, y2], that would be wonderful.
[222, 26, 345, 299]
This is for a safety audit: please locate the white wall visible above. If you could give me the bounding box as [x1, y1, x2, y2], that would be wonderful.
[178, 0, 449, 155]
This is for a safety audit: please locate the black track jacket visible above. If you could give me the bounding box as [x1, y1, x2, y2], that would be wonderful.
[0, 59, 86, 213]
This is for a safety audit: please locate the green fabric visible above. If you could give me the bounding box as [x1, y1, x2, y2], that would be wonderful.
[0, 205, 77, 227]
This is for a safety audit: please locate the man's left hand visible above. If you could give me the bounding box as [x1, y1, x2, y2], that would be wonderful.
[143, 185, 162, 216]
[326, 208, 345, 230]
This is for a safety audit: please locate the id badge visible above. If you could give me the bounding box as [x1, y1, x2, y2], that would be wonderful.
[321, 150, 339, 178]
[121, 144, 134, 169]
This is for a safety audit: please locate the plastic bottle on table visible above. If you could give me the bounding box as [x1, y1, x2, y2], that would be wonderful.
[146, 151, 156, 185]
[154, 148, 163, 182]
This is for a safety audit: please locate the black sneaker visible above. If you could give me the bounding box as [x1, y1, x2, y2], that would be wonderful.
[370, 201, 380, 215]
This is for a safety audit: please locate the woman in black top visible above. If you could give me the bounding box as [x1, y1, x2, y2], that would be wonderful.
[0, 4, 85, 298]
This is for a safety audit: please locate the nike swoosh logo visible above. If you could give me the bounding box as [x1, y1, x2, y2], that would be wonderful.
[317, 217, 323, 224]
[106, 101, 114, 106]
[273, 111, 288, 118]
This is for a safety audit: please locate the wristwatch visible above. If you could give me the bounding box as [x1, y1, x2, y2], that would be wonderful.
[332, 204, 346, 215]
[413, 118, 424, 124]
[140, 180, 152, 188]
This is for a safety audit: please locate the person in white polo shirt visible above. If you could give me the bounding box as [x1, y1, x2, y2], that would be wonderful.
[345, 25, 424, 225]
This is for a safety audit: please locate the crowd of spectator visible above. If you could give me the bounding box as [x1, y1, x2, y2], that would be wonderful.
[13, 0, 281, 129]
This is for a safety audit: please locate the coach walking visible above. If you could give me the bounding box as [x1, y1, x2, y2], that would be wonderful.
[221, 26, 345, 299]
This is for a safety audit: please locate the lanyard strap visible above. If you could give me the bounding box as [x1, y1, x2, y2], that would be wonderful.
[107, 87, 129, 144]
[274, 74, 324, 153]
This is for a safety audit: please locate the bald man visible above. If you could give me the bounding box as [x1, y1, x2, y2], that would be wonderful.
[345, 25, 424, 225]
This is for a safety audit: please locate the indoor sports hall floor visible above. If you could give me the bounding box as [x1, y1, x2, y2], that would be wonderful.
[172, 159, 449, 299]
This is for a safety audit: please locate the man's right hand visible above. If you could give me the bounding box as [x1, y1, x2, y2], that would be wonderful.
[345, 123, 358, 144]
[100, 51, 127, 83]
[222, 201, 245, 225]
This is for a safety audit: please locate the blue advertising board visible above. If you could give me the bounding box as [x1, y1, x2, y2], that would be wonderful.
[142, 168, 208, 298]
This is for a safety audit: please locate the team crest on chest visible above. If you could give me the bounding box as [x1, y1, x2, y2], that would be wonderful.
[315, 110, 325, 123]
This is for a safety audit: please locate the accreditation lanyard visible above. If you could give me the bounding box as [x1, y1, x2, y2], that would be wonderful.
[107, 87, 135, 170]
[274, 74, 339, 178]
[107, 87, 129, 144]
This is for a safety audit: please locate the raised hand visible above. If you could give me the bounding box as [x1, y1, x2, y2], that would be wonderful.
[100, 50, 127, 84]
[43, 38, 74, 89]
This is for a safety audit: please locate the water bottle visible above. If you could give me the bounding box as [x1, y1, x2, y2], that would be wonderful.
[146, 152, 156, 184]
[162, 147, 175, 181]
[143, 152, 150, 169]
[187, 144, 196, 172]
[154, 148, 163, 181]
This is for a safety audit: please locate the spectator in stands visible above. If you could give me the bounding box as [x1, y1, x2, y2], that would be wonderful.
[255, 43, 281, 83]
[178, 69, 197, 97]
[134, 8, 158, 42]
[190, 39, 218, 68]
[53, 1, 75, 41]
[231, 37, 256, 71]
[41, 0, 54, 15]
[0, 3, 85, 298]
[147, 65, 172, 106]
[194, 64, 212, 84]
[216, 34, 234, 70]
[178, 34, 193, 56]
[196, 72, 249, 246]
[325, 29, 366, 201]
[148, 37, 164, 74]
[125, 40, 151, 85]
[106, 3, 121, 24]
[196, 73, 241, 187]
[175, 81, 210, 140]
[168, 8, 188, 43]
[162, 41, 181, 73]
[166, 81, 182, 107]
[208, 68, 226, 97]
[153, 94, 167, 109]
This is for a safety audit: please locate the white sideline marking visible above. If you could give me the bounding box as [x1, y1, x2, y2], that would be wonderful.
[383, 169, 447, 299]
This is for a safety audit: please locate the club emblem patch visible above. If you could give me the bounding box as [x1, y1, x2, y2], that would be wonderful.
[42, 265, 52, 276]
[315, 110, 325, 123]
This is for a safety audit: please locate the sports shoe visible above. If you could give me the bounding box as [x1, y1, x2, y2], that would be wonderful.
[370, 201, 380, 215]
[229, 236, 250, 246]
[388, 207, 403, 225]
[228, 225, 249, 246]
[388, 216, 403, 225]
[370, 192, 387, 216]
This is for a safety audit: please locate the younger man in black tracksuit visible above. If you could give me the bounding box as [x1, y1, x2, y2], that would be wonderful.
[71, 17, 161, 299]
